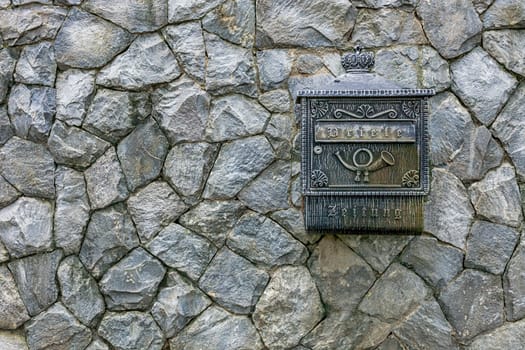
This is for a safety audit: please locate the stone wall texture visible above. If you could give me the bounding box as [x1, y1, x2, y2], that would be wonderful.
[0, 0, 524, 349]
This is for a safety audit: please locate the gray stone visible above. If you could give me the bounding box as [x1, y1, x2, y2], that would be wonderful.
[0, 197, 53, 258]
[146, 223, 216, 281]
[98, 311, 164, 350]
[473, 0, 494, 14]
[203, 0, 255, 47]
[206, 95, 270, 142]
[127, 181, 188, 243]
[264, 113, 294, 159]
[288, 74, 334, 100]
[199, 247, 269, 313]
[8, 84, 56, 142]
[25, 303, 92, 350]
[0, 330, 28, 350]
[55, 0, 82, 4]
[117, 120, 168, 192]
[0, 241, 8, 263]
[168, 0, 225, 23]
[256, 0, 356, 48]
[483, 30, 525, 77]
[469, 163, 522, 227]
[0, 265, 30, 329]
[97, 34, 181, 90]
[322, 52, 346, 77]
[86, 338, 109, 350]
[56, 69, 95, 127]
[0, 49, 17, 104]
[420, 46, 452, 92]
[83, 0, 167, 33]
[417, 0, 482, 58]
[0, 0, 7, 8]
[451, 47, 517, 125]
[290, 175, 302, 207]
[54, 167, 90, 254]
[178, 200, 245, 246]
[14, 41, 56, 86]
[257, 50, 293, 91]
[170, 305, 264, 350]
[57, 256, 105, 326]
[79, 203, 139, 279]
[439, 269, 504, 341]
[401, 236, 464, 290]
[259, 90, 292, 113]
[84, 89, 151, 144]
[308, 236, 375, 313]
[424, 168, 474, 249]
[375, 336, 405, 350]
[482, 0, 525, 28]
[465, 220, 519, 275]
[151, 270, 211, 338]
[253, 266, 324, 349]
[8, 250, 62, 316]
[352, 9, 426, 47]
[163, 142, 218, 202]
[152, 77, 210, 145]
[55, 8, 133, 68]
[205, 33, 257, 97]
[296, 54, 324, 74]
[0, 106, 12, 146]
[0, 175, 19, 209]
[85, 148, 129, 209]
[162, 22, 206, 84]
[48, 121, 111, 169]
[13, 0, 52, 4]
[0, 5, 67, 46]
[204, 136, 275, 199]
[271, 208, 322, 245]
[504, 240, 525, 320]
[466, 318, 525, 350]
[393, 300, 458, 350]
[100, 248, 166, 311]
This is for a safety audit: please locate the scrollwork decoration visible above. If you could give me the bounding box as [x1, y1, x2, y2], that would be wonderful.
[402, 170, 420, 188]
[311, 170, 328, 187]
[333, 104, 397, 119]
[402, 101, 421, 119]
[311, 100, 329, 119]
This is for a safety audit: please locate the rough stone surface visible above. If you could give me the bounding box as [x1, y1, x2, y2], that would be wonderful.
[100, 248, 166, 311]
[253, 266, 324, 349]
[483, 30, 525, 77]
[168, 0, 225, 23]
[97, 33, 181, 90]
[0, 265, 30, 329]
[482, 0, 525, 29]
[504, 240, 525, 321]
[265, 113, 294, 159]
[199, 247, 269, 314]
[8, 250, 62, 316]
[451, 47, 517, 125]
[203, 0, 255, 47]
[85, 339, 109, 350]
[146, 223, 216, 281]
[259, 89, 291, 113]
[0, 175, 19, 209]
[58, 256, 104, 327]
[55, 69, 95, 127]
[271, 208, 322, 245]
[466, 319, 525, 350]
[0, 106, 13, 146]
[257, 50, 293, 91]
[0, 49, 17, 104]
[14, 41, 56, 86]
[296, 54, 324, 74]
[0, 330, 28, 350]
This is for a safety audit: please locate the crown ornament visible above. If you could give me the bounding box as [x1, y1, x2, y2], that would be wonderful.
[341, 46, 375, 73]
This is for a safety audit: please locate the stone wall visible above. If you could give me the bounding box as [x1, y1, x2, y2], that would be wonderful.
[0, 0, 524, 349]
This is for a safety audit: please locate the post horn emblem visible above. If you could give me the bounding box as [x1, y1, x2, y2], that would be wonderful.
[334, 148, 395, 183]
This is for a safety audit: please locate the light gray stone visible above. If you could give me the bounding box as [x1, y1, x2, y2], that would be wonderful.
[14, 41, 56, 86]
[257, 50, 293, 91]
[0, 330, 28, 350]
[469, 163, 522, 227]
[417, 0, 482, 58]
[84, 89, 151, 144]
[199, 247, 268, 313]
[271, 208, 322, 245]
[57, 256, 105, 326]
[0, 5, 67, 46]
[259, 90, 291, 113]
[8, 250, 62, 316]
[56, 69, 96, 127]
[256, 0, 356, 48]
[48, 121, 111, 169]
[424, 168, 474, 249]
[401, 236, 464, 290]
[504, 240, 525, 321]
[54, 167, 90, 254]
[296, 54, 324, 74]
[26, 303, 91, 350]
[203, 0, 255, 47]
[79, 203, 139, 279]
[264, 113, 294, 159]
[162, 22, 206, 84]
[308, 236, 375, 313]
[152, 77, 210, 145]
[98, 311, 164, 350]
[205, 33, 257, 97]
[0, 49, 17, 104]
[420, 46, 451, 92]
[439, 269, 504, 341]
[55, 8, 133, 68]
[151, 270, 211, 338]
[0, 197, 53, 258]
[127, 181, 188, 243]
[86, 338, 109, 350]
[0, 241, 8, 263]
[253, 266, 324, 349]
[466, 318, 525, 350]
[0, 175, 19, 209]
[8, 84, 55, 142]
[0, 106, 12, 146]
[83, 0, 167, 33]
[375, 336, 405, 350]
[170, 305, 264, 350]
[0, 265, 30, 329]
[482, 0, 525, 28]
[85, 148, 129, 209]
[465, 220, 519, 274]
[473, 0, 494, 14]
[451, 47, 517, 125]
[146, 223, 216, 281]
[483, 30, 525, 77]
[290, 175, 302, 207]
[288, 73, 334, 100]
[97, 34, 181, 90]
[168, 0, 225, 23]
[100, 248, 166, 311]
[204, 135, 275, 199]
[178, 200, 245, 246]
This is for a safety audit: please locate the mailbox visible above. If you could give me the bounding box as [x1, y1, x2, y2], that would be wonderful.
[297, 47, 435, 234]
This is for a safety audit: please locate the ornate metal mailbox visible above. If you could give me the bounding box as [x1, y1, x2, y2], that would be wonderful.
[297, 48, 434, 234]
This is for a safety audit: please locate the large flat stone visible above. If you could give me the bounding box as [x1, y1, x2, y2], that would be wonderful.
[55, 69, 95, 127]
[483, 30, 525, 77]
[0, 330, 28, 350]
[466, 319, 525, 350]
[167, 0, 225, 23]
[0, 49, 17, 104]
[14, 41, 56, 86]
[482, 0, 525, 28]
[264, 113, 294, 159]
[257, 50, 293, 91]
[0, 175, 19, 209]
[504, 240, 525, 320]
[0, 265, 30, 329]
[203, 0, 254, 47]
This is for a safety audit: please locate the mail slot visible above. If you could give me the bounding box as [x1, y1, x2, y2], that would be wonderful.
[297, 47, 435, 234]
